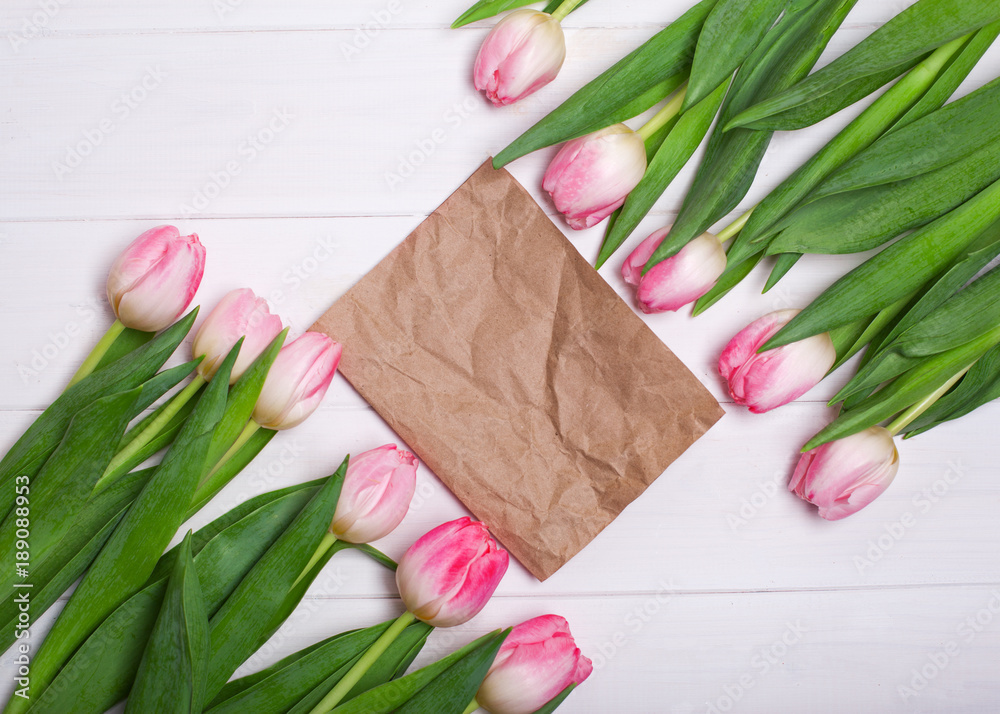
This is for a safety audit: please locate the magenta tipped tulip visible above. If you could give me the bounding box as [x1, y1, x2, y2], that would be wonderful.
[474, 9, 566, 107]
[331, 445, 418, 544]
[543, 124, 647, 230]
[192, 288, 283, 384]
[106, 225, 206, 332]
[789, 426, 900, 520]
[477, 614, 592, 714]
[719, 309, 836, 413]
[396, 517, 508, 628]
[252, 331, 341, 430]
[624, 227, 726, 313]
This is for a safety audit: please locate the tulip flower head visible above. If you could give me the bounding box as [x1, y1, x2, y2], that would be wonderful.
[719, 309, 836, 414]
[474, 9, 566, 107]
[623, 227, 726, 313]
[543, 124, 647, 230]
[477, 614, 592, 714]
[193, 288, 284, 384]
[252, 331, 342, 430]
[396, 517, 509, 628]
[330, 445, 418, 544]
[106, 225, 206, 332]
[789, 426, 900, 520]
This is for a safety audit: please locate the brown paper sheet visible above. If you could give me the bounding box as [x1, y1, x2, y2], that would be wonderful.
[312, 160, 724, 580]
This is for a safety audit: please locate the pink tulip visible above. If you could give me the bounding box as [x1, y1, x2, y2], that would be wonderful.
[106, 225, 206, 332]
[330, 445, 418, 543]
[474, 9, 566, 107]
[477, 615, 592, 714]
[192, 288, 283, 384]
[789, 426, 900, 520]
[396, 517, 509, 628]
[719, 309, 836, 414]
[252, 331, 341, 430]
[543, 124, 647, 230]
[623, 227, 726, 313]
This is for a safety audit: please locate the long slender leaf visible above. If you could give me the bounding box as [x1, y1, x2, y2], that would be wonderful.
[493, 0, 717, 167]
[329, 631, 508, 714]
[92, 327, 155, 372]
[28, 478, 323, 714]
[451, 0, 591, 28]
[904, 343, 1000, 435]
[762, 176, 1000, 350]
[203, 457, 348, 702]
[728, 0, 1000, 130]
[125, 533, 209, 714]
[646, 0, 856, 267]
[684, 0, 790, 109]
[8, 340, 237, 713]
[0, 309, 198, 516]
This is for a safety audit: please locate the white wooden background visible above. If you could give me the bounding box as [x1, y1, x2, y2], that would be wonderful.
[2, 1, 999, 711]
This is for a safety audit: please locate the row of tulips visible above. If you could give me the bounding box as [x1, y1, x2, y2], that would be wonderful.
[1, 226, 592, 713]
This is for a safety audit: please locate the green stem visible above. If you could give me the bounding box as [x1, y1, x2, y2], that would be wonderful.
[309, 611, 418, 714]
[716, 205, 755, 244]
[66, 319, 125, 389]
[292, 531, 338, 589]
[463, 698, 481, 714]
[887, 365, 972, 436]
[95, 374, 206, 491]
[637, 83, 688, 141]
[550, 0, 584, 22]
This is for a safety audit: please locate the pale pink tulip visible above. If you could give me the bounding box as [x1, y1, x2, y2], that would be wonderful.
[543, 124, 647, 230]
[396, 517, 508, 628]
[789, 426, 900, 520]
[477, 614, 592, 714]
[474, 9, 566, 107]
[192, 288, 283, 384]
[106, 225, 206, 332]
[330, 445, 418, 543]
[624, 227, 726, 313]
[252, 332, 341, 430]
[719, 309, 836, 413]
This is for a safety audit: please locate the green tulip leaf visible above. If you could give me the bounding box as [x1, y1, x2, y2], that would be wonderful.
[727, 0, 1000, 130]
[493, 0, 716, 168]
[125, 532, 210, 714]
[28, 477, 325, 714]
[329, 630, 509, 714]
[451, 0, 591, 28]
[93, 326, 156, 371]
[691, 251, 763, 315]
[8, 338, 237, 713]
[904, 343, 1000, 435]
[203, 457, 348, 702]
[0, 308, 197, 517]
[532, 683, 577, 714]
[646, 0, 856, 268]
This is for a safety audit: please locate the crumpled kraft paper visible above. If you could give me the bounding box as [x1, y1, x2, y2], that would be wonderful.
[311, 160, 724, 580]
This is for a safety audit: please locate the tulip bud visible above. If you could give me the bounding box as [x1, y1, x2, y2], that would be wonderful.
[252, 332, 342, 430]
[106, 225, 206, 332]
[477, 614, 592, 714]
[719, 309, 836, 413]
[474, 9, 566, 107]
[789, 426, 900, 520]
[330, 445, 418, 544]
[623, 227, 726, 313]
[396, 517, 508, 628]
[543, 124, 647, 230]
[192, 288, 284, 384]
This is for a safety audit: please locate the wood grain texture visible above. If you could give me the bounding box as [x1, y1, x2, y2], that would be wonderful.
[1, 0, 998, 711]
